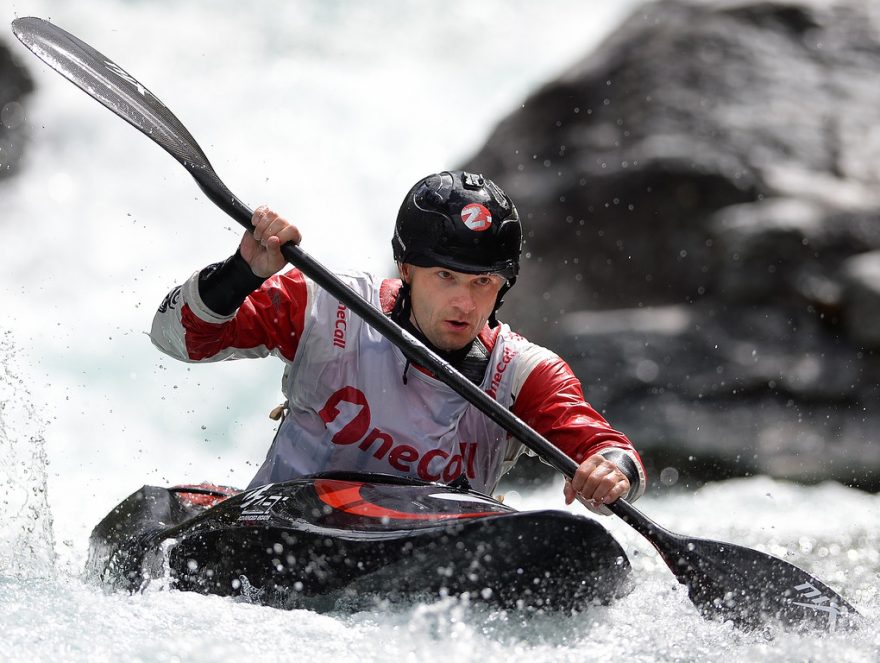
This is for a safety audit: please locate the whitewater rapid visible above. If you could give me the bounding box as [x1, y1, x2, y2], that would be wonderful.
[1, 0, 878, 660]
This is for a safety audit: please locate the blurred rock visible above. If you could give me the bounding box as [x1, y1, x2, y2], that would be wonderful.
[0, 37, 34, 179]
[464, 0, 880, 490]
[558, 303, 880, 489]
[840, 251, 880, 348]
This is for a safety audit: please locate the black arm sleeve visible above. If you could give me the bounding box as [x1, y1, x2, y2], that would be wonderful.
[197, 249, 268, 316]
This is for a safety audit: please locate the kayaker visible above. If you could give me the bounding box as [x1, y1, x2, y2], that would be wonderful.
[151, 171, 646, 513]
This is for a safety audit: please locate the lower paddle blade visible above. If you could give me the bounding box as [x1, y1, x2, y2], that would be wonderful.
[661, 534, 858, 631]
[609, 499, 858, 631]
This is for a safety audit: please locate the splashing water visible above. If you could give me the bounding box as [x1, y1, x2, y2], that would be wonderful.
[0, 329, 55, 580]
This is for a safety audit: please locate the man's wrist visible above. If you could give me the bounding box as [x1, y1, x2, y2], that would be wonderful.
[599, 449, 641, 501]
[197, 249, 268, 316]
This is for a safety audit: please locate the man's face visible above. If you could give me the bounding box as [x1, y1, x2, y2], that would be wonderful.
[401, 264, 505, 351]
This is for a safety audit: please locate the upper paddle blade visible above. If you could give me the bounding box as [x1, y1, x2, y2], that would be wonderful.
[11, 16, 252, 226]
[12, 17, 210, 170]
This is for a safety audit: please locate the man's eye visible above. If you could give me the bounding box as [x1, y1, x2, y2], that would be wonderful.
[437, 271, 452, 279]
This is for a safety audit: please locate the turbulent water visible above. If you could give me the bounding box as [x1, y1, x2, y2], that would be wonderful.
[1, 0, 878, 660]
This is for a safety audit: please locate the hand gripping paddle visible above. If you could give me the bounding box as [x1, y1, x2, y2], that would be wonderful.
[11, 16, 859, 631]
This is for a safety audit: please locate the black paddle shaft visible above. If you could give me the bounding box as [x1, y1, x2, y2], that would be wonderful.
[11, 16, 859, 631]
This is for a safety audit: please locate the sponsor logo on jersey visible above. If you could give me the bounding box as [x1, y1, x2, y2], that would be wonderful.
[319, 386, 478, 483]
[486, 343, 516, 399]
[332, 303, 347, 349]
[460, 203, 492, 231]
[157, 286, 182, 313]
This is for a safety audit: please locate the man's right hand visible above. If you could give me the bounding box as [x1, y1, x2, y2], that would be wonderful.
[240, 205, 303, 278]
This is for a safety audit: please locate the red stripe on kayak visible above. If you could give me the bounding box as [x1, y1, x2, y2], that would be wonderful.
[171, 483, 241, 508]
[314, 479, 498, 521]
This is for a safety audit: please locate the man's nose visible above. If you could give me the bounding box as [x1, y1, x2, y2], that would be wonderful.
[449, 287, 476, 312]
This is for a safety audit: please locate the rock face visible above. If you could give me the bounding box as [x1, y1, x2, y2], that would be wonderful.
[0, 38, 34, 180]
[464, 0, 880, 490]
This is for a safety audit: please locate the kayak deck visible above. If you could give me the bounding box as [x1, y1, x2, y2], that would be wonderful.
[87, 472, 632, 612]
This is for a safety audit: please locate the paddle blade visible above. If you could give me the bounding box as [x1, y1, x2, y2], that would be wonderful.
[12, 17, 208, 168]
[609, 499, 858, 631]
[659, 533, 858, 631]
[10, 17, 252, 226]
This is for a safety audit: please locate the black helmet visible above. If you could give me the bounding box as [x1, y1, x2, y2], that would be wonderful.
[392, 171, 522, 279]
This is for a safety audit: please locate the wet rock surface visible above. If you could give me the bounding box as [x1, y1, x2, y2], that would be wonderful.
[466, 0, 880, 491]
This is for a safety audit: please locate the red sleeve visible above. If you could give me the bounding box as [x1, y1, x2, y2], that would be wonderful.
[511, 355, 642, 467]
[182, 269, 308, 361]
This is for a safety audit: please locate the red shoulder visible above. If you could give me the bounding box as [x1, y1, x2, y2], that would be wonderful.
[380, 278, 402, 314]
[478, 324, 502, 352]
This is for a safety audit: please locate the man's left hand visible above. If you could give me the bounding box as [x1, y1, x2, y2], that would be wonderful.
[563, 453, 630, 514]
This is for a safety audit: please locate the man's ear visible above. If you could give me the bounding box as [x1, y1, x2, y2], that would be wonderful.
[398, 262, 411, 284]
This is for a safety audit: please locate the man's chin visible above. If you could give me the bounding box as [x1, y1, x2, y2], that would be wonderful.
[432, 334, 473, 353]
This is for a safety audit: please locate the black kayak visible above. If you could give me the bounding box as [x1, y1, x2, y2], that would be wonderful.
[86, 472, 632, 612]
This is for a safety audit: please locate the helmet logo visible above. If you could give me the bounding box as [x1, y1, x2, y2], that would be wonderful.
[460, 203, 492, 232]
